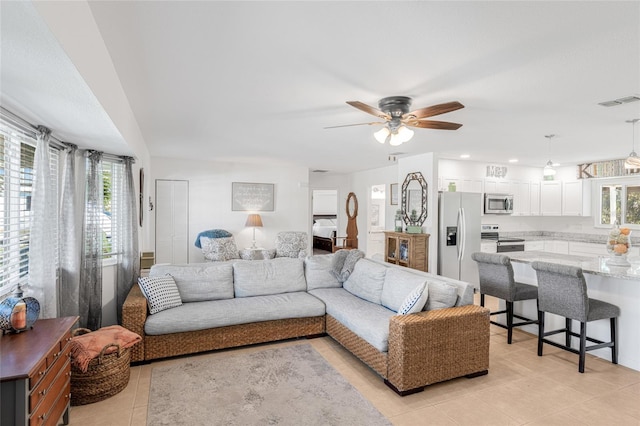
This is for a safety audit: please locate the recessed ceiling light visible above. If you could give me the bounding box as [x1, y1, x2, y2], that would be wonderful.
[460, 154, 470, 159]
[508, 159, 518, 163]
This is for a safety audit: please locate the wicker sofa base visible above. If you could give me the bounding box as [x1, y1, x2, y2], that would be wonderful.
[143, 316, 325, 361]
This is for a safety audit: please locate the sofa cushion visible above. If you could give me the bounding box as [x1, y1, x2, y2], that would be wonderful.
[144, 292, 325, 335]
[343, 259, 387, 305]
[425, 280, 459, 311]
[304, 255, 341, 290]
[150, 263, 234, 302]
[309, 288, 395, 352]
[380, 268, 428, 312]
[233, 257, 306, 297]
[201, 236, 240, 262]
[138, 275, 183, 314]
[397, 282, 429, 315]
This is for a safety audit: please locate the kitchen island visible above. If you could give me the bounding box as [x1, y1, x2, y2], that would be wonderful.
[503, 251, 640, 371]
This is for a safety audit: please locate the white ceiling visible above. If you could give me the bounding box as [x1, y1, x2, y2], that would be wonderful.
[2, 1, 640, 173]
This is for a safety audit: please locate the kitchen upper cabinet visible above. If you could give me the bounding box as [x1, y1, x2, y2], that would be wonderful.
[540, 181, 562, 215]
[440, 176, 483, 193]
[484, 179, 513, 195]
[562, 180, 591, 217]
[512, 181, 531, 216]
[529, 181, 541, 216]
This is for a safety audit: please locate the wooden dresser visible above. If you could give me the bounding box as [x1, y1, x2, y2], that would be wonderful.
[384, 231, 430, 272]
[1, 316, 78, 426]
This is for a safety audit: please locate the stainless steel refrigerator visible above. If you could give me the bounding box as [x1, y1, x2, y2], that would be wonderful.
[437, 192, 481, 284]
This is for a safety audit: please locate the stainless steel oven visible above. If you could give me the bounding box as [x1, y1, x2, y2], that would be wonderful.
[484, 193, 514, 214]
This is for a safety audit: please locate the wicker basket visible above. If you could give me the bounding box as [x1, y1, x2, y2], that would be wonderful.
[70, 328, 132, 406]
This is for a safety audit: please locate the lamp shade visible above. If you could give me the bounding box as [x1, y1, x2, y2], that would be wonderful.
[245, 214, 263, 227]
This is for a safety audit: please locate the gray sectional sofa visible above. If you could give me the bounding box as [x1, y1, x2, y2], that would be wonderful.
[123, 254, 490, 395]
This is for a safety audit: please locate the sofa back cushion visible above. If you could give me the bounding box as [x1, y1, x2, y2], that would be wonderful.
[304, 255, 341, 290]
[380, 268, 428, 312]
[424, 280, 459, 311]
[343, 259, 387, 304]
[150, 263, 234, 302]
[233, 257, 306, 297]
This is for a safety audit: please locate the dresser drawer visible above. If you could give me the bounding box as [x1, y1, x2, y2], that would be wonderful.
[30, 344, 71, 412]
[29, 359, 70, 426]
[29, 358, 48, 390]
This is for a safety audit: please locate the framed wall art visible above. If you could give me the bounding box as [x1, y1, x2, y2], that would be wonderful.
[390, 183, 398, 205]
[232, 182, 275, 211]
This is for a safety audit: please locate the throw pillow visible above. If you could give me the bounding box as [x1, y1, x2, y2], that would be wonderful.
[201, 236, 240, 262]
[138, 275, 183, 314]
[424, 281, 459, 311]
[397, 282, 429, 315]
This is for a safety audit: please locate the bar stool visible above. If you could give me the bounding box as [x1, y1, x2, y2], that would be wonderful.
[531, 261, 619, 373]
[471, 252, 538, 344]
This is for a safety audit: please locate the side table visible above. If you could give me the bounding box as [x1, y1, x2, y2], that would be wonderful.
[239, 248, 272, 260]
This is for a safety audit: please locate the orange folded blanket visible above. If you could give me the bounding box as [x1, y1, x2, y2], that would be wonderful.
[70, 325, 141, 373]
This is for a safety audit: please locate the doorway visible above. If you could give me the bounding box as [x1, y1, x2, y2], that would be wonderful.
[311, 189, 338, 255]
[367, 184, 386, 258]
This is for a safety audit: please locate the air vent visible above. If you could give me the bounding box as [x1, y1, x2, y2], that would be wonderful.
[312, 169, 329, 173]
[598, 95, 640, 107]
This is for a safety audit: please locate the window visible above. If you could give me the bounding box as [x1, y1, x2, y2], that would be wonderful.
[0, 122, 59, 293]
[98, 158, 124, 259]
[597, 178, 640, 228]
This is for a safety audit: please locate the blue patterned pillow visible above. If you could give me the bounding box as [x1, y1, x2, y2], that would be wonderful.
[397, 282, 428, 315]
[138, 275, 183, 314]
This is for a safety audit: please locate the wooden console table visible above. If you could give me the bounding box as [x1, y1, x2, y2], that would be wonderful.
[1, 316, 78, 426]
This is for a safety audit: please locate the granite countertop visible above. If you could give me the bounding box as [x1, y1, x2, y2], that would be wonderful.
[499, 231, 640, 245]
[507, 250, 640, 281]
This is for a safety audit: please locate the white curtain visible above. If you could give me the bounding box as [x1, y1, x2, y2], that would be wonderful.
[114, 157, 139, 323]
[28, 126, 58, 318]
[58, 144, 83, 318]
[80, 151, 103, 329]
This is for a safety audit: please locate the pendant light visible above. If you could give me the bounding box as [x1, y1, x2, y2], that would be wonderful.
[543, 134, 556, 178]
[624, 118, 640, 169]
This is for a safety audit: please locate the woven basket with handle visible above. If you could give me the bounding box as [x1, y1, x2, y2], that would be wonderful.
[70, 328, 131, 406]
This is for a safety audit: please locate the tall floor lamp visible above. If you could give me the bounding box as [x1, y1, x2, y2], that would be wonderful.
[245, 214, 263, 249]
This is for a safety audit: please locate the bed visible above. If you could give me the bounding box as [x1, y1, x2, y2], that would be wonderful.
[312, 215, 337, 252]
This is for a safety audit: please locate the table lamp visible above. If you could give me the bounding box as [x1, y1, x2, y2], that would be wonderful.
[245, 214, 263, 249]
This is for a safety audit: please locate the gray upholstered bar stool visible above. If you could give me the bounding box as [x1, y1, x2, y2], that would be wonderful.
[531, 261, 619, 373]
[471, 252, 538, 344]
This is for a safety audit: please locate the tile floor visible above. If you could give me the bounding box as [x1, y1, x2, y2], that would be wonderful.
[68, 303, 640, 425]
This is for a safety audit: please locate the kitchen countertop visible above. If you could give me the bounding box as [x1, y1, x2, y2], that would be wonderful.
[506, 250, 640, 281]
[499, 231, 640, 245]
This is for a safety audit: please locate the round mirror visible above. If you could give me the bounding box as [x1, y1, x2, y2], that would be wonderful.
[401, 172, 427, 227]
[346, 192, 358, 219]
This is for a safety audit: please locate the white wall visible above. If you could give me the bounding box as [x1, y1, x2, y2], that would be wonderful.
[151, 157, 309, 262]
[312, 189, 338, 215]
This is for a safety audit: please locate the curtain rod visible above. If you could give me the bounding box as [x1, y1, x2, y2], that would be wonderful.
[0, 106, 135, 162]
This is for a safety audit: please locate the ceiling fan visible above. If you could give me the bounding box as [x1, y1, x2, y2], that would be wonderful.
[326, 96, 464, 146]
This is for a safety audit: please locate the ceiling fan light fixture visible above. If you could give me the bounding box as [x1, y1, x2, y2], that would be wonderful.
[395, 125, 414, 144]
[374, 127, 390, 144]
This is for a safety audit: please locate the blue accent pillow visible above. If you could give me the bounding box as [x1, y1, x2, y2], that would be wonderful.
[398, 282, 429, 315]
[194, 229, 232, 248]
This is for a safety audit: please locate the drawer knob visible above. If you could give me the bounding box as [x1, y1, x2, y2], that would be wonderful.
[38, 370, 45, 376]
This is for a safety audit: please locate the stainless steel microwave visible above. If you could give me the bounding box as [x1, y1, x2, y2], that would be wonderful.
[484, 193, 514, 214]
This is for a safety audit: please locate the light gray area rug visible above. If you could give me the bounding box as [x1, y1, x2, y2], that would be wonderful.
[147, 344, 391, 426]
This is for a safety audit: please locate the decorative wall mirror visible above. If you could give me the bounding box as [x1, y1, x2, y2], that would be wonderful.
[401, 172, 428, 227]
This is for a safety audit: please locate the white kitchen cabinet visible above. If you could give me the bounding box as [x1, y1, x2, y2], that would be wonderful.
[562, 180, 591, 216]
[481, 241, 497, 253]
[484, 179, 513, 195]
[155, 179, 189, 264]
[529, 181, 541, 216]
[540, 181, 562, 215]
[525, 240, 544, 251]
[441, 176, 483, 193]
[512, 181, 531, 216]
[544, 240, 569, 254]
[569, 241, 605, 257]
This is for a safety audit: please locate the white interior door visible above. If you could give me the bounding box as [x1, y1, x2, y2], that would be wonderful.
[367, 184, 386, 258]
[155, 179, 189, 264]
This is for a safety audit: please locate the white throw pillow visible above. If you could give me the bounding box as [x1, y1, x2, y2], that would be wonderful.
[138, 275, 183, 314]
[397, 282, 429, 315]
[424, 281, 459, 311]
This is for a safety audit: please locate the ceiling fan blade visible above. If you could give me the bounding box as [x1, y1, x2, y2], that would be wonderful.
[403, 101, 464, 120]
[324, 122, 385, 129]
[346, 101, 391, 120]
[406, 120, 463, 130]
